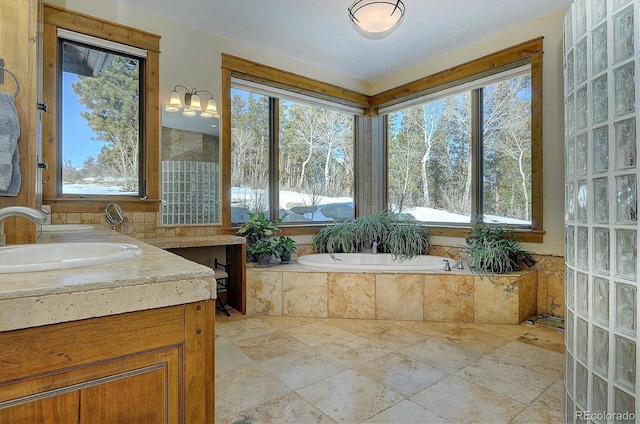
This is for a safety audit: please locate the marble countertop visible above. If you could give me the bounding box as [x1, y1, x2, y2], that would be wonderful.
[137, 234, 245, 249]
[0, 226, 216, 332]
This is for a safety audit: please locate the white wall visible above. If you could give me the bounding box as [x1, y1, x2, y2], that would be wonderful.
[45, 0, 368, 100]
[45, 1, 566, 255]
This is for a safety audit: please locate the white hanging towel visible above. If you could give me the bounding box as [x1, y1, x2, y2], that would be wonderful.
[0, 93, 20, 195]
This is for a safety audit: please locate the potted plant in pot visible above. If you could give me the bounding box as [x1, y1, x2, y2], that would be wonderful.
[464, 220, 536, 277]
[386, 220, 431, 260]
[247, 238, 277, 267]
[236, 213, 281, 261]
[313, 221, 357, 254]
[274, 236, 297, 264]
[351, 212, 392, 253]
[236, 213, 281, 245]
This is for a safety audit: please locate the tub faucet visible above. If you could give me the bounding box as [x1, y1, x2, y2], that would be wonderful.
[0, 206, 47, 246]
[372, 240, 378, 254]
[457, 256, 465, 269]
[443, 259, 451, 271]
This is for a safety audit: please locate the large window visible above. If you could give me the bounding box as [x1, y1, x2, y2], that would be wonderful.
[42, 5, 160, 212]
[386, 67, 532, 226]
[374, 38, 543, 239]
[222, 39, 542, 240]
[230, 84, 356, 224]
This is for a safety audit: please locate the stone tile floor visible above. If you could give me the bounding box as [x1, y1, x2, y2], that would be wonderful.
[215, 310, 565, 424]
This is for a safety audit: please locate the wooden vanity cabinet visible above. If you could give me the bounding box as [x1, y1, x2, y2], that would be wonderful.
[0, 301, 215, 423]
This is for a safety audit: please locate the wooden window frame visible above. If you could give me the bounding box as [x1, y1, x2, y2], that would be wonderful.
[221, 39, 543, 242]
[42, 5, 160, 213]
[221, 54, 370, 233]
[371, 37, 544, 242]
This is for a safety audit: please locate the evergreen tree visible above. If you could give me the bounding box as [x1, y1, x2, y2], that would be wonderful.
[72, 55, 140, 192]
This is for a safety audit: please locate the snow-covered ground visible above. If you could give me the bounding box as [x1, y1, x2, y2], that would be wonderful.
[62, 183, 530, 226]
[63, 183, 137, 196]
[232, 187, 531, 225]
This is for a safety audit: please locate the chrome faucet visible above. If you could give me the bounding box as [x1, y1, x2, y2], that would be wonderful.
[443, 259, 451, 271]
[372, 240, 378, 254]
[0, 206, 47, 246]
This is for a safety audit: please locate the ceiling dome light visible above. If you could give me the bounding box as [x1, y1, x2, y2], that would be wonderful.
[348, 0, 405, 39]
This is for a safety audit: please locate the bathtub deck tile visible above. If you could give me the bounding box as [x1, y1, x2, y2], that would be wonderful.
[246, 263, 539, 325]
[423, 275, 474, 323]
[375, 274, 424, 321]
[246, 269, 283, 316]
[473, 275, 521, 324]
[282, 272, 328, 317]
[327, 273, 376, 319]
[518, 271, 539, 322]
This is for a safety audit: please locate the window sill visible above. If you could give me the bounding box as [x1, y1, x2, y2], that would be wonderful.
[43, 197, 161, 213]
[224, 223, 544, 243]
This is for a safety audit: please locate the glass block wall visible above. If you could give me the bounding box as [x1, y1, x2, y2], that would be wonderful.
[161, 160, 220, 225]
[564, 0, 638, 422]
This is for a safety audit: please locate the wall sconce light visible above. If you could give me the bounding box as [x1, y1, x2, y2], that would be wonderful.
[166, 84, 219, 118]
[347, 0, 405, 39]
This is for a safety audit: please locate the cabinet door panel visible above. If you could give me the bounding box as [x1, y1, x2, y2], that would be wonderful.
[1, 349, 180, 423]
[0, 301, 213, 423]
[0, 391, 79, 424]
[80, 367, 167, 423]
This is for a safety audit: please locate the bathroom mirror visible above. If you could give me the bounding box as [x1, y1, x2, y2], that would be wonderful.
[160, 107, 221, 225]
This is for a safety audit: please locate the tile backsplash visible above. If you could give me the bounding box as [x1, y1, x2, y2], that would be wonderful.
[51, 211, 224, 239]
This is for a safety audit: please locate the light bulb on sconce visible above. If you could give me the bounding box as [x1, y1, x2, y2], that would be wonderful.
[200, 99, 219, 118]
[165, 84, 219, 118]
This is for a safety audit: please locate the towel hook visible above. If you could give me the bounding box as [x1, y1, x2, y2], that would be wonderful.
[0, 63, 20, 99]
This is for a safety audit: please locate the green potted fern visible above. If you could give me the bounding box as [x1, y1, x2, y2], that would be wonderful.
[386, 220, 431, 260]
[351, 212, 393, 253]
[464, 221, 536, 276]
[313, 221, 357, 254]
[312, 213, 432, 261]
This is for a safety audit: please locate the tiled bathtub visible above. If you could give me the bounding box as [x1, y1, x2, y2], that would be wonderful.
[246, 261, 538, 324]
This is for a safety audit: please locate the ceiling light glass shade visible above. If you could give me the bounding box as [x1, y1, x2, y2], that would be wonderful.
[182, 108, 196, 117]
[200, 99, 219, 118]
[166, 90, 182, 112]
[348, 0, 405, 39]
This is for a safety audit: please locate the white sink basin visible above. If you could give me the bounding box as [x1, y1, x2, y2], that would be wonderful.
[41, 224, 95, 233]
[0, 242, 142, 273]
